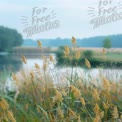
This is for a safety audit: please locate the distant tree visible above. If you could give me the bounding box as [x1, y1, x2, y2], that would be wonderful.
[103, 37, 112, 49]
[0, 26, 23, 52]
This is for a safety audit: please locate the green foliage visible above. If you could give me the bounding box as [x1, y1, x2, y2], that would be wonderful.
[0, 26, 23, 52]
[103, 37, 112, 49]
[82, 50, 93, 59]
[58, 46, 65, 50]
[55, 48, 66, 65]
[55, 48, 122, 68]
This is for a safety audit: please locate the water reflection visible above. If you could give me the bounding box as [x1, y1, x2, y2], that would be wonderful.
[23, 56, 122, 82]
[1, 53, 122, 92]
[0, 54, 122, 82]
[0, 54, 22, 72]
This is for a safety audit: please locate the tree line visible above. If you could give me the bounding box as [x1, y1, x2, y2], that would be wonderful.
[0, 26, 23, 52]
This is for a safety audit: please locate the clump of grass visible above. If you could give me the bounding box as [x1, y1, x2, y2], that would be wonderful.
[0, 37, 122, 122]
[0, 98, 16, 122]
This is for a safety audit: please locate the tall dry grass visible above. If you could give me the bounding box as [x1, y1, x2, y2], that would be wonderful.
[0, 37, 122, 122]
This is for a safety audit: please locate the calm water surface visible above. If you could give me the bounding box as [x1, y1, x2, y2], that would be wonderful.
[0, 54, 122, 91]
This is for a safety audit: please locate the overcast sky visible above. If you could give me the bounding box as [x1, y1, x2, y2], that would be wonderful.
[0, 0, 122, 39]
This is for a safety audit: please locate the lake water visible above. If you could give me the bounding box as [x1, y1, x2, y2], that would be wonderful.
[0, 53, 122, 91]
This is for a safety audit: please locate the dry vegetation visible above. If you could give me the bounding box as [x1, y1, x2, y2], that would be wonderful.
[0, 37, 122, 122]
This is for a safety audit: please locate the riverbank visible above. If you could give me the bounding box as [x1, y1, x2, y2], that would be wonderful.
[1, 46, 122, 69]
[12, 46, 58, 54]
[55, 48, 122, 68]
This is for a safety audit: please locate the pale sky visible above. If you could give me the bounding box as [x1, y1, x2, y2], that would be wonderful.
[0, 0, 122, 39]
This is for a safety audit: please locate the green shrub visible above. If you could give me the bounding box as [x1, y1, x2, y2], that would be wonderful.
[83, 50, 93, 59]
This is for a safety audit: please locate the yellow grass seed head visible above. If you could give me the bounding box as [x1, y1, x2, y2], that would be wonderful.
[102, 77, 110, 90]
[57, 109, 64, 119]
[49, 55, 54, 62]
[43, 63, 47, 71]
[112, 106, 119, 119]
[68, 109, 77, 119]
[77, 115, 81, 122]
[73, 88, 81, 99]
[30, 71, 34, 80]
[37, 40, 42, 48]
[56, 90, 63, 102]
[7, 110, 16, 122]
[61, 89, 67, 96]
[53, 90, 63, 103]
[64, 46, 70, 56]
[85, 58, 91, 68]
[75, 51, 81, 59]
[22, 55, 27, 64]
[70, 85, 81, 99]
[103, 102, 109, 109]
[35, 63, 40, 69]
[80, 97, 86, 106]
[72, 36, 77, 44]
[93, 116, 100, 122]
[93, 88, 100, 101]
[76, 80, 83, 88]
[12, 72, 17, 81]
[100, 111, 104, 119]
[0, 99, 9, 111]
[70, 85, 76, 92]
[0, 101, 6, 111]
[94, 104, 100, 115]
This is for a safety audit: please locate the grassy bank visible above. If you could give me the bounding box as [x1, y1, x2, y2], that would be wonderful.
[55, 47, 122, 68]
[12, 47, 58, 55]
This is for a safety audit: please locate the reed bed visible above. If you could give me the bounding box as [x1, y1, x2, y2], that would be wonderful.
[0, 37, 122, 122]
